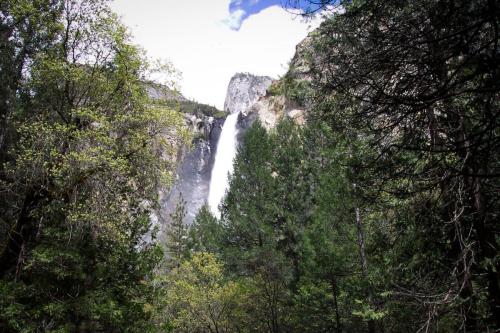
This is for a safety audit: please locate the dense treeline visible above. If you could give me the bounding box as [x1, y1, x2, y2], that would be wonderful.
[307, 0, 500, 330]
[165, 0, 500, 332]
[0, 0, 188, 331]
[1, 0, 498, 332]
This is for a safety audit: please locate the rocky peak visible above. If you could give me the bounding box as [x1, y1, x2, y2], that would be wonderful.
[144, 81, 187, 102]
[224, 73, 274, 114]
[288, 33, 315, 82]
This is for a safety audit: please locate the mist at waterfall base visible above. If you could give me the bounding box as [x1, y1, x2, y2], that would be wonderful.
[208, 112, 240, 216]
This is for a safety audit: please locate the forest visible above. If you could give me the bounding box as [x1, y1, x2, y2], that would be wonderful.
[1, 0, 499, 332]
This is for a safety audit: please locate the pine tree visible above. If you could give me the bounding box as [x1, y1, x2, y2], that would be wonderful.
[304, 0, 500, 329]
[189, 204, 222, 254]
[166, 194, 189, 270]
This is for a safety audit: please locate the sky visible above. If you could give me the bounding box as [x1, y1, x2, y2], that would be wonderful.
[110, 0, 322, 109]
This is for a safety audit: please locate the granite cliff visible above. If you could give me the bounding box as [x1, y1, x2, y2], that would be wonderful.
[224, 73, 274, 114]
[144, 82, 226, 226]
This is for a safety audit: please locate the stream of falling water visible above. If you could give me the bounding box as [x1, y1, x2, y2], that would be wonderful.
[207, 112, 240, 216]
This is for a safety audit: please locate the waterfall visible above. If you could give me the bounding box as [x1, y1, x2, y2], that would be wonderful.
[207, 112, 240, 216]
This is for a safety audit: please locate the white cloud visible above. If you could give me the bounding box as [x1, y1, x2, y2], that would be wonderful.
[111, 0, 322, 109]
[222, 9, 246, 30]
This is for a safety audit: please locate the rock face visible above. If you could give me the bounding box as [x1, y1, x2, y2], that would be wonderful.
[224, 73, 274, 114]
[144, 81, 187, 102]
[160, 116, 224, 225]
[145, 82, 226, 226]
[149, 32, 316, 239]
[288, 32, 316, 82]
[241, 94, 305, 130]
[236, 33, 315, 130]
[153, 59, 311, 227]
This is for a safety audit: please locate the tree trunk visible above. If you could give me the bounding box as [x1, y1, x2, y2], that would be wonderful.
[470, 176, 500, 328]
[0, 189, 40, 278]
[456, 112, 499, 328]
[330, 274, 342, 332]
[355, 207, 376, 333]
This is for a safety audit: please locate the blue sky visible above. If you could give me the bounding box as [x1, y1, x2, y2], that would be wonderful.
[229, 0, 283, 29]
[228, 0, 324, 30]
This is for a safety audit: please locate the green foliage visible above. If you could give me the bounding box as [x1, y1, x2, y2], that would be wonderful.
[166, 0, 499, 331]
[188, 204, 222, 254]
[268, 73, 312, 107]
[147, 81, 225, 119]
[160, 252, 248, 333]
[176, 101, 226, 118]
[2, 0, 499, 332]
[0, 1, 187, 332]
[291, 280, 336, 333]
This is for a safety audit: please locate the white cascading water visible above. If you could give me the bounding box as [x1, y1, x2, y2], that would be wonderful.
[207, 112, 240, 216]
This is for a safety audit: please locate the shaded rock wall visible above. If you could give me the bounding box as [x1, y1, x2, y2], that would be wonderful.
[159, 116, 225, 226]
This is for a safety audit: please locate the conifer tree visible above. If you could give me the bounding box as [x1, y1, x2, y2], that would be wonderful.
[166, 194, 189, 270]
[189, 204, 222, 254]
